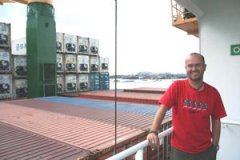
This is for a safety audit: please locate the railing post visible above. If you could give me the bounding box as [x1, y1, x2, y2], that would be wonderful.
[135, 149, 144, 160]
[106, 127, 173, 160]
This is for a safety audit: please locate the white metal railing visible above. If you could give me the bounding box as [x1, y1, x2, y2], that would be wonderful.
[106, 127, 173, 160]
[222, 119, 240, 126]
[171, 0, 185, 22]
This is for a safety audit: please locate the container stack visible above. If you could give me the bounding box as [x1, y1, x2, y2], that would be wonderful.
[56, 32, 110, 94]
[11, 33, 110, 98]
[0, 22, 12, 100]
[99, 57, 110, 90]
[11, 37, 27, 99]
[0, 21, 109, 100]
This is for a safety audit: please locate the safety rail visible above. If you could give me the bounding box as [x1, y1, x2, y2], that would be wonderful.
[106, 127, 173, 160]
[222, 120, 240, 126]
[171, 0, 196, 23]
[171, 0, 185, 23]
[170, 0, 198, 37]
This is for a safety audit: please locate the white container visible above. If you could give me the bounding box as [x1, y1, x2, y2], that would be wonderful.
[78, 74, 89, 91]
[0, 22, 10, 47]
[0, 74, 12, 99]
[57, 75, 64, 93]
[63, 33, 77, 53]
[13, 55, 27, 78]
[100, 57, 109, 72]
[77, 55, 89, 73]
[78, 36, 89, 55]
[89, 56, 99, 72]
[89, 38, 99, 55]
[56, 32, 64, 52]
[12, 37, 26, 55]
[65, 74, 77, 92]
[64, 54, 77, 72]
[13, 79, 27, 98]
[56, 54, 64, 72]
[0, 49, 11, 72]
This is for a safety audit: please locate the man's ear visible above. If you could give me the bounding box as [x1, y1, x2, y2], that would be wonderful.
[204, 64, 207, 71]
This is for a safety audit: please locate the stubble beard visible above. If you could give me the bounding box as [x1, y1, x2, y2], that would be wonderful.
[188, 72, 203, 82]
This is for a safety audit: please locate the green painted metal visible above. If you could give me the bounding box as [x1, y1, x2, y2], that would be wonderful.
[26, 2, 56, 98]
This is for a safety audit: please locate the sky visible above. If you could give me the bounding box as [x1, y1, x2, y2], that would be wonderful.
[0, 0, 199, 75]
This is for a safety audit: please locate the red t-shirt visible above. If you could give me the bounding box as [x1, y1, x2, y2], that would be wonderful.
[159, 79, 227, 154]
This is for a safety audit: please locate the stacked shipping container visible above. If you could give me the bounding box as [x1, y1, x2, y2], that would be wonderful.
[11, 37, 28, 99]
[0, 22, 110, 100]
[56, 32, 110, 94]
[0, 22, 12, 100]
[0, 96, 172, 160]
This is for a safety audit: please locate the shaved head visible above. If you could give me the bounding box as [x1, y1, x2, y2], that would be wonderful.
[185, 52, 205, 65]
[185, 52, 206, 82]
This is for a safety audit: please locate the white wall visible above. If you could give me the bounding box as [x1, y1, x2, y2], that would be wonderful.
[194, 0, 240, 159]
[219, 122, 240, 160]
[198, 0, 240, 121]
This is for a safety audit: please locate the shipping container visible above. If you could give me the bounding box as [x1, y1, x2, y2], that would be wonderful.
[11, 37, 26, 55]
[1, 96, 172, 160]
[89, 38, 99, 55]
[78, 36, 89, 55]
[99, 72, 109, 90]
[100, 57, 109, 72]
[0, 48, 11, 73]
[65, 74, 77, 92]
[0, 121, 93, 160]
[64, 54, 77, 73]
[89, 55, 99, 72]
[77, 55, 89, 73]
[56, 53, 64, 73]
[13, 55, 27, 78]
[0, 74, 12, 99]
[89, 73, 99, 90]
[0, 22, 10, 47]
[57, 74, 64, 93]
[78, 74, 89, 91]
[56, 32, 64, 52]
[12, 79, 28, 98]
[63, 33, 77, 53]
[77, 89, 163, 105]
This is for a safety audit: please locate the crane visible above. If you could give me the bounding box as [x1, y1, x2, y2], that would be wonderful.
[0, 0, 53, 5]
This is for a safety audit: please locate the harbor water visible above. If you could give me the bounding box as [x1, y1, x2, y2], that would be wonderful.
[110, 78, 176, 90]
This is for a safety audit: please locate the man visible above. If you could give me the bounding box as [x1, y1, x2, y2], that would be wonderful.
[147, 53, 227, 160]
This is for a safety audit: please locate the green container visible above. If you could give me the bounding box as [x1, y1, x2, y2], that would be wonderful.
[27, 2, 56, 98]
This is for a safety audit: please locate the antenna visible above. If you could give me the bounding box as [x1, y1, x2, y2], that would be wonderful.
[114, 0, 118, 155]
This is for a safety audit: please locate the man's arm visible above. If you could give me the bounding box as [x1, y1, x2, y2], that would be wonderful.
[147, 104, 169, 147]
[212, 119, 221, 147]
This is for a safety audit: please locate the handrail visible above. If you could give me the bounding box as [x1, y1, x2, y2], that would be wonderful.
[106, 127, 173, 160]
[222, 120, 240, 126]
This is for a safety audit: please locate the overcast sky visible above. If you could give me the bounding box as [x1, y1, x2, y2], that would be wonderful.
[0, 0, 199, 75]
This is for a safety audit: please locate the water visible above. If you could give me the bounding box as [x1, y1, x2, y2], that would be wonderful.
[110, 78, 176, 90]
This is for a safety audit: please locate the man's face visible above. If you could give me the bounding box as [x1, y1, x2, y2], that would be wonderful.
[185, 55, 206, 81]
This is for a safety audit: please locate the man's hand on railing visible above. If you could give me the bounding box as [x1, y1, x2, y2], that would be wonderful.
[147, 130, 159, 150]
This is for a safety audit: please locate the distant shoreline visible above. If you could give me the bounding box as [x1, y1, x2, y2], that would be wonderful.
[109, 78, 178, 90]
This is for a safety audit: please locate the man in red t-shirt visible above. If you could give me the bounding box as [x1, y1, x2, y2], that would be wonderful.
[147, 53, 227, 160]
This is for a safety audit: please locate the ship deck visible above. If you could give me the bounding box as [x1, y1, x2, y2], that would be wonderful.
[0, 88, 170, 159]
